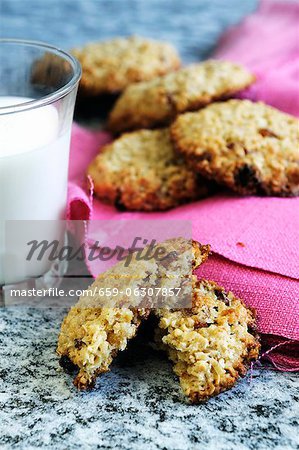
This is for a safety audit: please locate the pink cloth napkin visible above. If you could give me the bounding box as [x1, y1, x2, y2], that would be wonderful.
[67, 0, 299, 370]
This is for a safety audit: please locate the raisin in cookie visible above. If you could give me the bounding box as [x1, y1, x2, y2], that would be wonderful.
[87, 128, 212, 211]
[171, 100, 299, 196]
[58, 239, 208, 389]
[72, 36, 181, 96]
[155, 278, 260, 403]
[108, 60, 255, 133]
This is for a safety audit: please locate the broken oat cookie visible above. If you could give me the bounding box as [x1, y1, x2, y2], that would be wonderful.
[57, 238, 206, 389]
[58, 238, 259, 401]
[155, 277, 260, 403]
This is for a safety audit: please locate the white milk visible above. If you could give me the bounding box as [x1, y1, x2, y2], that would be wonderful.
[0, 97, 71, 284]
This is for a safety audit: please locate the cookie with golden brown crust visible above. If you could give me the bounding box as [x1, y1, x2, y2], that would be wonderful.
[87, 128, 212, 211]
[155, 278, 260, 403]
[57, 238, 260, 400]
[57, 239, 209, 389]
[108, 60, 255, 133]
[171, 100, 299, 196]
[72, 36, 181, 96]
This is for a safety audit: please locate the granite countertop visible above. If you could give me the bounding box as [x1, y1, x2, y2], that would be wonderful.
[0, 307, 299, 450]
[1, 1, 298, 449]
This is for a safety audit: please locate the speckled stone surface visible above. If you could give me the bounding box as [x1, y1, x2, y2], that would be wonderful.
[1, 1, 299, 449]
[0, 307, 298, 450]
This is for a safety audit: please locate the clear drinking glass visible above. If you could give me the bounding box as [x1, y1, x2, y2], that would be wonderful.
[0, 39, 81, 287]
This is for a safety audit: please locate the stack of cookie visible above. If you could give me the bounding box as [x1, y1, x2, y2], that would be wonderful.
[74, 36, 299, 211]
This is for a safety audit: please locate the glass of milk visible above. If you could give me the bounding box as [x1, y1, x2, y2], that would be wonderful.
[0, 39, 81, 287]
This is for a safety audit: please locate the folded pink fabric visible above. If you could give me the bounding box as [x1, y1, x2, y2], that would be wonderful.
[67, 0, 299, 369]
[214, 0, 299, 117]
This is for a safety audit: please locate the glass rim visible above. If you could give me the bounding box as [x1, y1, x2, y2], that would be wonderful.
[0, 38, 82, 115]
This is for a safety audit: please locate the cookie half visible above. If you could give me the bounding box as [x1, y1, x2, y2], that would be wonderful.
[72, 36, 181, 96]
[108, 60, 255, 133]
[155, 278, 260, 403]
[57, 239, 209, 389]
[87, 128, 212, 211]
[171, 100, 299, 196]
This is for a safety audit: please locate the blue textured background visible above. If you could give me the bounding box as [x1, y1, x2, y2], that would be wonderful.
[1, 0, 258, 61]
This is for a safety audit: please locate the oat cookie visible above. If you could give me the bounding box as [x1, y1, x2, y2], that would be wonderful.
[171, 100, 299, 196]
[155, 278, 260, 403]
[108, 60, 255, 133]
[31, 52, 72, 91]
[72, 36, 181, 96]
[87, 128, 212, 211]
[57, 239, 208, 389]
